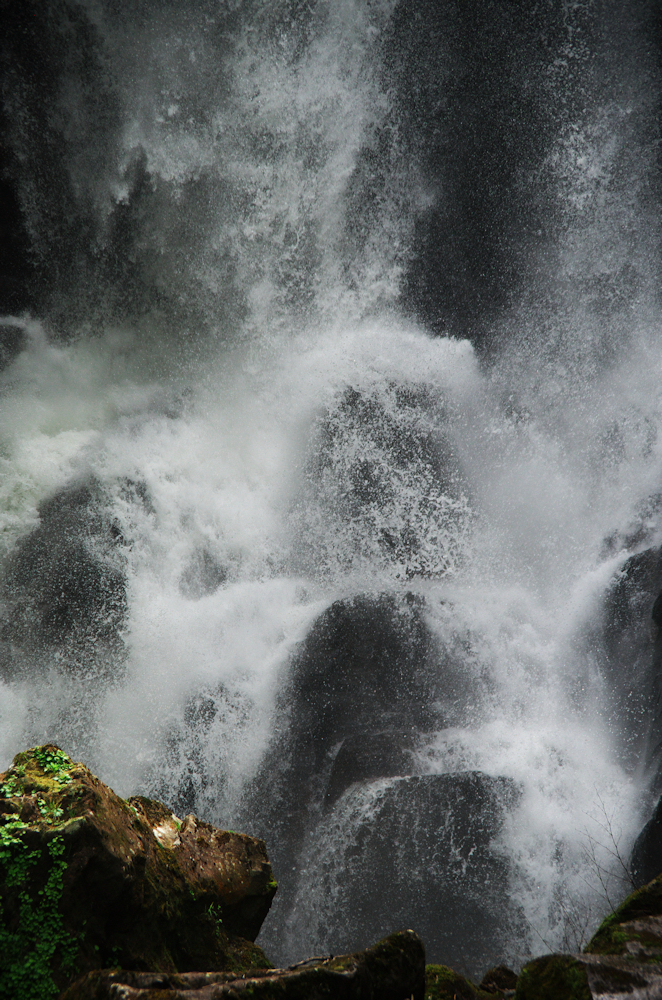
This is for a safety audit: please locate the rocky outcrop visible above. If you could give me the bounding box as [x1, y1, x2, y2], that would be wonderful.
[61, 930, 425, 1000]
[514, 953, 662, 1000]
[0, 745, 276, 998]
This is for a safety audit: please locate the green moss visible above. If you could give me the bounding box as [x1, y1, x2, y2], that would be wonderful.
[0, 830, 79, 1000]
[226, 937, 274, 972]
[425, 963, 490, 1000]
[515, 956, 591, 1000]
[585, 874, 662, 956]
[31, 748, 73, 785]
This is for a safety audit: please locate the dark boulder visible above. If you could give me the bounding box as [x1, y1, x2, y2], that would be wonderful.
[292, 383, 470, 582]
[0, 745, 276, 998]
[283, 593, 439, 749]
[242, 593, 441, 874]
[282, 772, 524, 979]
[514, 955, 591, 1000]
[479, 966, 518, 994]
[425, 964, 497, 1000]
[592, 545, 662, 773]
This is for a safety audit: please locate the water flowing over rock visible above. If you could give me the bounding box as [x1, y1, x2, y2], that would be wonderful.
[3, 0, 662, 981]
[283, 772, 524, 978]
[0, 481, 129, 679]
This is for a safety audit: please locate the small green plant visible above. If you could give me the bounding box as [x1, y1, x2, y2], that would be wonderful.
[0, 776, 23, 799]
[0, 814, 79, 1000]
[206, 901, 224, 929]
[37, 800, 64, 824]
[31, 748, 73, 787]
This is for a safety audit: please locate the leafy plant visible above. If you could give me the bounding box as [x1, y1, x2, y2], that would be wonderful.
[31, 748, 73, 787]
[0, 829, 79, 1000]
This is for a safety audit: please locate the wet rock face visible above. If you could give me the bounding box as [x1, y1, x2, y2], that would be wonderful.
[0, 745, 276, 998]
[285, 593, 439, 751]
[630, 794, 662, 888]
[0, 480, 128, 677]
[324, 731, 420, 808]
[591, 545, 662, 774]
[0, 322, 26, 371]
[283, 772, 524, 979]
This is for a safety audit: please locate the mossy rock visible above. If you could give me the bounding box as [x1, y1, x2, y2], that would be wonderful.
[515, 955, 591, 1000]
[0, 745, 276, 999]
[585, 873, 662, 960]
[426, 963, 485, 999]
[479, 965, 518, 993]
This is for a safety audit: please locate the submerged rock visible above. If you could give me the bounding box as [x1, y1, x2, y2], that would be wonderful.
[0, 480, 128, 674]
[285, 771, 524, 978]
[61, 930, 426, 1000]
[0, 745, 276, 998]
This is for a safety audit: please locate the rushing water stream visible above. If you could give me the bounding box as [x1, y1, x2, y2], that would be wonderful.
[2, 0, 662, 978]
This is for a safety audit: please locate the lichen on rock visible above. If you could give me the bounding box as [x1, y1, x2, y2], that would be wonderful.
[0, 745, 276, 998]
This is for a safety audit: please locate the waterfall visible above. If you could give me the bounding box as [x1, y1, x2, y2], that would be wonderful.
[2, 0, 662, 978]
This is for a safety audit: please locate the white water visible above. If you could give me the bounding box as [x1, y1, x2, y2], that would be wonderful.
[2, 0, 662, 973]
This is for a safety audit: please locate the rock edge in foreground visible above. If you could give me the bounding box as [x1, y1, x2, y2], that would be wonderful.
[61, 929, 425, 1000]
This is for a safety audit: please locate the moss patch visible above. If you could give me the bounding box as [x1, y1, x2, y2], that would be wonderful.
[586, 874, 662, 957]
[515, 955, 591, 1000]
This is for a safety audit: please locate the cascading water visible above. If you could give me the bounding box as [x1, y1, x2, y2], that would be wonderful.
[2, 0, 662, 978]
